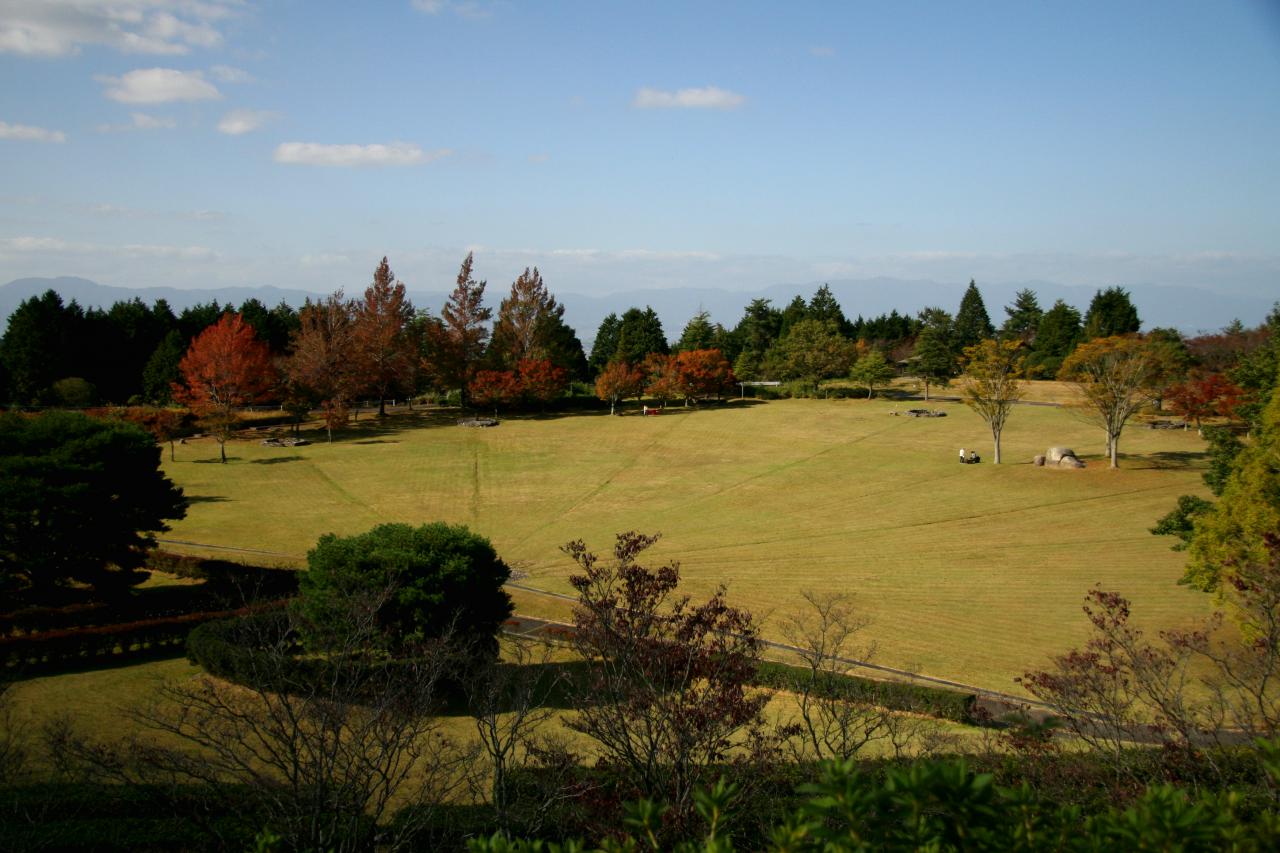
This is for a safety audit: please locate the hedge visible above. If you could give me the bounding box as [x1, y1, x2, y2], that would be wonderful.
[0, 602, 286, 675]
[752, 660, 977, 723]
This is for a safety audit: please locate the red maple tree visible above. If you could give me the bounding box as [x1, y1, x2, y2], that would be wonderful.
[595, 361, 644, 415]
[517, 358, 568, 408]
[674, 348, 735, 404]
[172, 313, 275, 463]
[468, 369, 524, 413]
[287, 292, 359, 442]
[1167, 373, 1246, 432]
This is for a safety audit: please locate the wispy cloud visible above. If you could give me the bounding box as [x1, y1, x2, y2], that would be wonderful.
[411, 0, 495, 19]
[0, 120, 66, 143]
[217, 108, 274, 135]
[0, 235, 216, 260]
[0, 0, 236, 57]
[209, 64, 253, 83]
[96, 111, 176, 132]
[273, 141, 452, 167]
[632, 86, 745, 110]
[98, 67, 221, 103]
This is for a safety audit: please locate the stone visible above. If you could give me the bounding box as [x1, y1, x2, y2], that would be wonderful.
[1033, 455, 1045, 466]
[1046, 446, 1075, 463]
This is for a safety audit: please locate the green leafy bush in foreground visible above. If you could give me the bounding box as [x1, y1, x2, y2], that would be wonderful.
[469, 750, 1280, 852]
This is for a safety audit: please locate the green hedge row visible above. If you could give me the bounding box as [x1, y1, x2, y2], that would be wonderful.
[752, 660, 977, 723]
[1, 602, 284, 675]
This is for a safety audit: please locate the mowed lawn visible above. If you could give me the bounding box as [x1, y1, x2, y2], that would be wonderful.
[161, 396, 1215, 693]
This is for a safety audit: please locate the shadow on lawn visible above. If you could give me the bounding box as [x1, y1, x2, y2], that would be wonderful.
[186, 494, 231, 503]
[249, 456, 305, 465]
[1134, 450, 1207, 470]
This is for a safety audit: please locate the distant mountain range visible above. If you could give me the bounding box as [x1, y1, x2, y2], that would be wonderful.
[3, 275, 1276, 349]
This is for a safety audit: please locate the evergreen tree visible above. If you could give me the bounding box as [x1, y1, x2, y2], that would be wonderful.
[912, 307, 957, 400]
[1028, 299, 1083, 378]
[1083, 286, 1141, 339]
[354, 257, 417, 417]
[808, 284, 851, 336]
[589, 313, 622, 375]
[674, 310, 720, 353]
[953, 279, 994, 351]
[142, 329, 186, 404]
[613, 307, 668, 364]
[0, 290, 82, 404]
[178, 301, 224, 343]
[1000, 288, 1043, 342]
[778, 295, 809, 338]
[731, 298, 782, 372]
[536, 312, 589, 382]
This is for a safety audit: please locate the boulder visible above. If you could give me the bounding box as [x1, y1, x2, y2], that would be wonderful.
[1058, 455, 1086, 469]
[1046, 447, 1075, 463]
[1033, 455, 1045, 467]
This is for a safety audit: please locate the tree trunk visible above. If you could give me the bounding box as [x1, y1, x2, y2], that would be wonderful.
[378, 396, 386, 417]
[610, 399, 616, 415]
[993, 432, 1001, 464]
[169, 439, 175, 462]
[1109, 435, 1119, 469]
[923, 380, 930, 401]
[219, 440, 227, 463]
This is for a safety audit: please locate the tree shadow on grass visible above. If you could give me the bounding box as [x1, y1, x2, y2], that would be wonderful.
[436, 659, 600, 716]
[186, 494, 231, 503]
[193, 457, 241, 464]
[250, 456, 305, 465]
[1132, 450, 1207, 470]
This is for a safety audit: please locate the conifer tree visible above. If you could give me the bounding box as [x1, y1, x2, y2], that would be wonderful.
[1001, 288, 1043, 343]
[354, 258, 416, 417]
[953, 279, 994, 351]
[437, 252, 492, 405]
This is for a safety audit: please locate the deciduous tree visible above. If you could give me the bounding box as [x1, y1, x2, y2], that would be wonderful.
[848, 349, 894, 399]
[490, 267, 559, 368]
[286, 293, 359, 442]
[354, 258, 416, 417]
[673, 348, 734, 403]
[517, 357, 569, 408]
[765, 318, 856, 395]
[595, 360, 644, 415]
[172, 313, 275, 463]
[436, 252, 492, 405]
[1059, 335, 1155, 468]
[1166, 374, 1244, 433]
[563, 531, 770, 821]
[961, 339, 1026, 464]
[642, 353, 684, 408]
[468, 369, 523, 414]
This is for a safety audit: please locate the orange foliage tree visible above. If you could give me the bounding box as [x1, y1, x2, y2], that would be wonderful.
[287, 292, 359, 442]
[674, 348, 735, 404]
[1059, 335, 1155, 468]
[518, 357, 568, 408]
[435, 252, 492, 406]
[354, 258, 416, 417]
[172, 313, 275, 463]
[595, 361, 644, 415]
[642, 353, 684, 408]
[1167, 373, 1246, 433]
[468, 369, 524, 414]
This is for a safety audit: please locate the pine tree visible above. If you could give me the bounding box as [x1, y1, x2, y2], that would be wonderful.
[807, 284, 851, 335]
[589, 314, 622, 376]
[1000, 288, 1043, 343]
[912, 307, 957, 401]
[1083, 287, 1141, 339]
[953, 280, 994, 351]
[1028, 300, 1083, 378]
[674, 310, 720, 353]
[490, 267, 560, 368]
[614, 307, 668, 364]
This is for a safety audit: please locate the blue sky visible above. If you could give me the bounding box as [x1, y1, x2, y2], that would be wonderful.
[1, 0, 1278, 301]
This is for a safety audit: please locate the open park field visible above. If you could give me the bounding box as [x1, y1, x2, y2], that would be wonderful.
[157, 393, 1215, 695]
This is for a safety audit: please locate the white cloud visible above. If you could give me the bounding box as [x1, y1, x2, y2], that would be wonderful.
[0, 120, 66, 142]
[99, 67, 221, 103]
[0, 235, 216, 260]
[0, 0, 235, 57]
[273, 141, 451, 167]
[210, 64, 252, 83]
[632, 86, 745, 110]
[217, 108, 273, 135]
[411, 0, 494, 18]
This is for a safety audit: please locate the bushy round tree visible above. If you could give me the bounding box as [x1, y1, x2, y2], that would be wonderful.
[0, 411, 187, 604]
[295, 522, 513, 657]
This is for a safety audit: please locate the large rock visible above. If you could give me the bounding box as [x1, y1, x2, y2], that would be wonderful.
[1058, 455, 1086, 469]
[1046, 447, 1075, 463]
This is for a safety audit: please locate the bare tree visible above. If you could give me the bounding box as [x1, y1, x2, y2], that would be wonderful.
[44, 597, 470, 851]
[779, 591, 926, 762]
[463, 635, 584, 837]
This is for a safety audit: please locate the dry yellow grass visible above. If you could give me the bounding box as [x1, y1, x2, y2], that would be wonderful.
[154, 394, 1213, 695]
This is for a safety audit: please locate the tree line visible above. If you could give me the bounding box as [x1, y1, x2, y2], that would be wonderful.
[3, 260, 1275, 429]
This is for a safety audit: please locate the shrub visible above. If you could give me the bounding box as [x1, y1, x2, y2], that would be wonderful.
[295, 522, 513, 657]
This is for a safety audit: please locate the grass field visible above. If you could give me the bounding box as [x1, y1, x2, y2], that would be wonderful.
[157, 394, 1213, 694]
